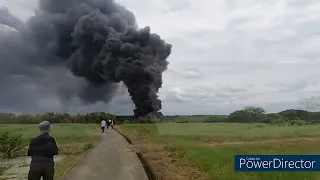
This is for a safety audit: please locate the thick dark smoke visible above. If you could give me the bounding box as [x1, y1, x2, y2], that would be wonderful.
[0, 0, 172, 117]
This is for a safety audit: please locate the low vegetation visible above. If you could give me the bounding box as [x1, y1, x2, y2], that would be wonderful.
[0, 124, 101, 179]
[122, 106, 320, 124]
[0, 112, 115, 124]
[119, 123, 320, 180]
[0, 124, 100, 144]
[1, 107, 320, 179]
[1, 106, 320, 125]
[0, 132, 24, 159]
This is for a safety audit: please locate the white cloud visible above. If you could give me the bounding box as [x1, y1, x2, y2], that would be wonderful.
[0, 0, 36, 21]
[1, 0, 320, 115]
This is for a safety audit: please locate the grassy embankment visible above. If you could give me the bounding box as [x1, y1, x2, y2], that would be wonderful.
[0, 124, 101, 179]
[119, 123, 320, 180]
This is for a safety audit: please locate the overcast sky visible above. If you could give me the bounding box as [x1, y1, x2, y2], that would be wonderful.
[1, 0, 320, 115]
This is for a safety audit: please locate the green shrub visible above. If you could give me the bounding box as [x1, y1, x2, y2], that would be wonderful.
[137, 117, 153, 124]
[150, 117, 162, 123]
[175, 119, 191, 123]
[203, 116, 227, 123]
[0, 132, 24, 159]
[263, 114, 286, 124]
[289, 120, 307, 126]
[82, 142, 94, 151]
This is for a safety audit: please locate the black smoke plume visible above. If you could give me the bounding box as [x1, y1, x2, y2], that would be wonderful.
[0, 0, 172, 117]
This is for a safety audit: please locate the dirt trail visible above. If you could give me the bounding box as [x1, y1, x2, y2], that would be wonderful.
[62, 130, 148, 180]
[0, 156, 65, 180]
[201, 137, 320, 147]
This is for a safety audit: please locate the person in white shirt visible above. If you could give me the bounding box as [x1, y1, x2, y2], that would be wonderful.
[101, 120, 106, 133]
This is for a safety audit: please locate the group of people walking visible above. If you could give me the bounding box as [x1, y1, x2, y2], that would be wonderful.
[100, 119, 114, 133]
[26, 118, 115, 180]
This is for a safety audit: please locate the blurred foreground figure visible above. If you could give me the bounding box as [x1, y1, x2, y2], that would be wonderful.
[107, 119, 114, 129]
[101, 119, 106, 133]
[27, 121, 58, 180]
[110, 119, 114, 129]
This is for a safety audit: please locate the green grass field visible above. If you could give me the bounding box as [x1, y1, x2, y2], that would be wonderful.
[120, 123, 320, 180]
[0, 123, 100, 144]
[0, 124, 101, 180]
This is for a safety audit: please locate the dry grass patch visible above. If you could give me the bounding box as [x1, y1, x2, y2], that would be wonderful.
[118, 128, 209, 180]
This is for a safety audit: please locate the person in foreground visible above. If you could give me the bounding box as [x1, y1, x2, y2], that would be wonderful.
[27, 121, 58, 180]
[101, 119, 106, 133]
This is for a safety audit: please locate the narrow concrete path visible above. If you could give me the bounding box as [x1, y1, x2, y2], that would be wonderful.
[63, 130, 148, 180]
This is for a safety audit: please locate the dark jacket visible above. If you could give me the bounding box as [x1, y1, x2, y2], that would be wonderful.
[27, 133, 58, 163]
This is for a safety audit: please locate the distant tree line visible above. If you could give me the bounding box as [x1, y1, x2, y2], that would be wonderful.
[227, 106, 320, 124]
[1, 107, 320, 124]
[146, 107, 320, 124]
[158, 107, 320, 125]
[0, 112, 116, 124]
